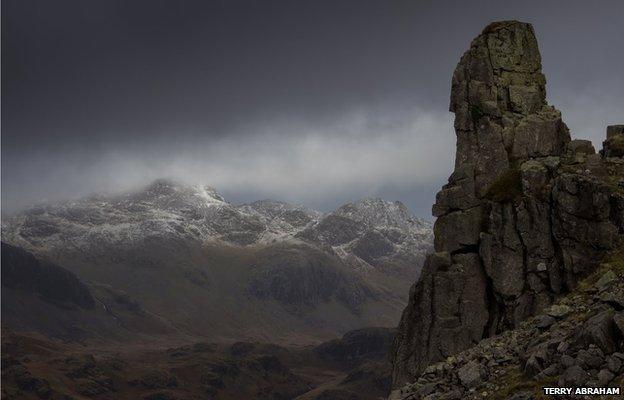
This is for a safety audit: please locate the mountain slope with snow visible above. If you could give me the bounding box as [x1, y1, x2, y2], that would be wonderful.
[2, 180, 433, 343]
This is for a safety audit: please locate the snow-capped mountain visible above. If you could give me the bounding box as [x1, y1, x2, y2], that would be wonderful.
[237, 199, 322, 242]
[2, 179, 432, 275]
[1, 179, 433, 343]
[298, 198, 432, 273]
[3, 179, 262, 250]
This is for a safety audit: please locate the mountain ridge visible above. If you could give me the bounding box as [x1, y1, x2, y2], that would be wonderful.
[2, 180, 433, 345]
[2, 179, 432, 281]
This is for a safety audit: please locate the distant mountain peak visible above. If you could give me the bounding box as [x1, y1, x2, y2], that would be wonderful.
[1, 179, 434, 347]
[2, 180, 432, 263]
[191, 184, 227, 205]
[333, 197, 430, 232]
[126, 179, 228, 209]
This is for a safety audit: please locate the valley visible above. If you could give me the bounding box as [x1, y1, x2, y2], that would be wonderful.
[1, 182, 432, 399]
[3, 9, 623, 399]
[1, 327, 394, 400]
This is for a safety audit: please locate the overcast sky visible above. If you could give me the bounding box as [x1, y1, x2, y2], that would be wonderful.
[2, 0, 623, 219]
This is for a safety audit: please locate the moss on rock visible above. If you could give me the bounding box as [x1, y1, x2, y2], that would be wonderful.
[485, 167, 523, 202]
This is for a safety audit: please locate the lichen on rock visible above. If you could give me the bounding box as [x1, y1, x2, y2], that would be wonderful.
[390, 20, 624, 394]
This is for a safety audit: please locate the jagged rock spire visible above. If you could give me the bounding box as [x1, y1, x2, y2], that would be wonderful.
[448, 20, 569, 202]
[391, 21, 622, 393]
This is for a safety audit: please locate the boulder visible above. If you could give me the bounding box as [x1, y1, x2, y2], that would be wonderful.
[599, 291, 624, 310]
[536, 315, 556, 329]
[559, 365, 589, 387]
[575, 349, 603, 369]
[598, 369, 615, 385]
[560, 355, 575, 368]
[573, 310, 618, 353]
[548, 305, 572, 319]
[606, 355, 622, 373]
[596, 271, 618, 292]
[457, 360, 486, 387]
[613, 312, 624, 336]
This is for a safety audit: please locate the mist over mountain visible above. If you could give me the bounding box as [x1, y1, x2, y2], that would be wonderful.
[2, 179, 433, 344]
[2, 0, 622, 217]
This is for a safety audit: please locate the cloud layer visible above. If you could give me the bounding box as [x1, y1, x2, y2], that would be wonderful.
[1, 109, 455, 217]
[2, 0, 622, 219]
[2, 90, 621, 219]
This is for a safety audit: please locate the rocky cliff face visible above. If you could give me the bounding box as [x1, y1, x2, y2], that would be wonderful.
[391, 20, 624, 391]
[389, 254, 624, 399]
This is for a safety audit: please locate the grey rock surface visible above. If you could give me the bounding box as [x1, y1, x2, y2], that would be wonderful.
[457, 361, 485, 388]
[603, 125, 624, 157]
[391, 19, 624, 392]
[389, 261, 624, 399]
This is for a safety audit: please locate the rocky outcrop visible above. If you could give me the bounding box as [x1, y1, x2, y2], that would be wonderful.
[603, 125, 624, 158]
[389, 256, 624, 400]
[391, 20, 624, 391]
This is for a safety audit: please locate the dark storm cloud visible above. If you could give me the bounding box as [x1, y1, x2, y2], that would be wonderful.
[2, 0, 623, 218]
